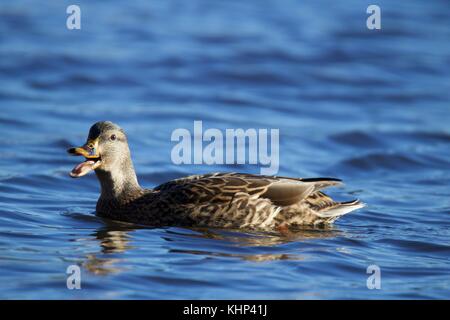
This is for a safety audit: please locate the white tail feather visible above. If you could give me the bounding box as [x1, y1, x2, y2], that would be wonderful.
[313, 201, 366, 219]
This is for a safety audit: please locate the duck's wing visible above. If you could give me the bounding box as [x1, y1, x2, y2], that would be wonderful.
[154, 172, 343, 207]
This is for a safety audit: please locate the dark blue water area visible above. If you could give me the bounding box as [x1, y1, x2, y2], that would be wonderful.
[0, 0, 449, 299]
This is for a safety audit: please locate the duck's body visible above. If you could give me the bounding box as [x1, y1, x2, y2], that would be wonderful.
[68, 122, 364, 231]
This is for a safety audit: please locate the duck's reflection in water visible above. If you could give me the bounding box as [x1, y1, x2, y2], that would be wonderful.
[83, 219, 139, 275]
[83, 219, 341, 274]
[83, 254, 123, 275]
[166, 226, 340, 262]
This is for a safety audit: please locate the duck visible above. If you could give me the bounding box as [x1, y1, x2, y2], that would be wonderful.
[67, 121, 365, 231]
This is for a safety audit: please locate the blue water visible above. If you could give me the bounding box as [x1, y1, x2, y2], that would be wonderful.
[1, 0, 449, 299]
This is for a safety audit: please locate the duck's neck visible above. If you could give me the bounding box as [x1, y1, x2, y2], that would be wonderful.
[95, 157, 143, 202]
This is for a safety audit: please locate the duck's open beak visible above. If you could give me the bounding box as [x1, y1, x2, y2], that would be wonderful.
[67, 139, 102, 178]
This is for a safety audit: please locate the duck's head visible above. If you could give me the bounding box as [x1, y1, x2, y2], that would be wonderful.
[67, 121, 131, 178]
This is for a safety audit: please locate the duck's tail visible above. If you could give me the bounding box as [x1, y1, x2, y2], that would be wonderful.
[313, 199, 366, 223]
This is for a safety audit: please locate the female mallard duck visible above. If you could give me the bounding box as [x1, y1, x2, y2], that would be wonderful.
[68, 121, 364, 230]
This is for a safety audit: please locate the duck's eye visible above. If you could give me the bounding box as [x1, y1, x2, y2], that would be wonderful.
[110, 134, 117, 141]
